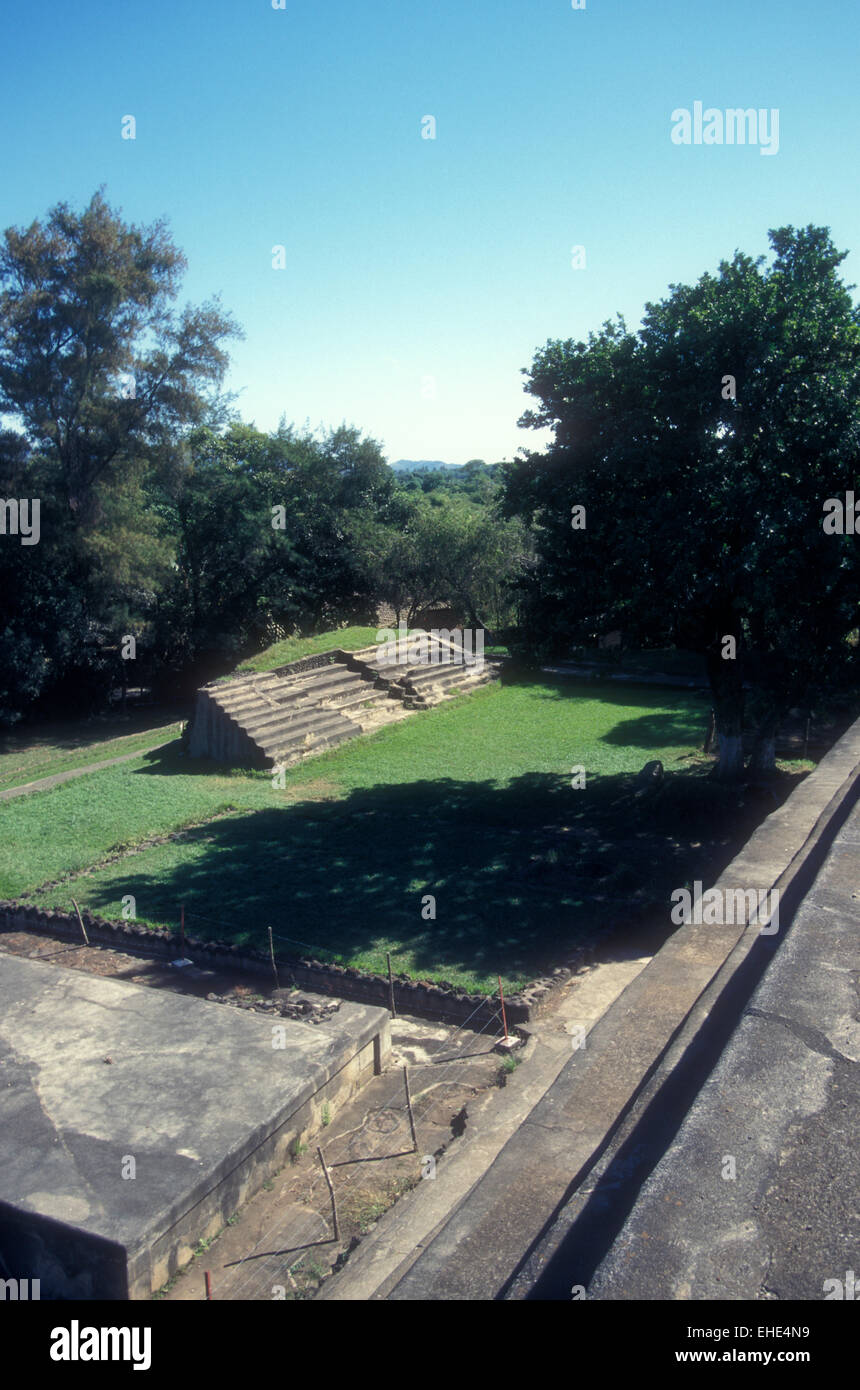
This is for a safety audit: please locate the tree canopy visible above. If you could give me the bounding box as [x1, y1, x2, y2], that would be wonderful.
[502, 225, 860, 777]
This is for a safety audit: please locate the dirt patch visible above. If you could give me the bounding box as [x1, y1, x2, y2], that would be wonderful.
[154, 1020, 504, 1301]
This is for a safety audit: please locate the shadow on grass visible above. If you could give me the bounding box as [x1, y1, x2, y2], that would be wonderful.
[74, 762, 794, 991]
[495, 678, 709, 752]
[598, 709, 707, 749]
[138, 745, 260, 778]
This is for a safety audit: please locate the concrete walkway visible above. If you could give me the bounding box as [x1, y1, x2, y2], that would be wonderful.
[541, 661, 709, 690]
[0, 743, 171, 801]
[587, 794, 860, 1301]
[316, 951, 652, 1299]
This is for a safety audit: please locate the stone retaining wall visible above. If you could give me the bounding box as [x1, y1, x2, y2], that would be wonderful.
[270, 649, 348, 678]
[0, 900, 587, 1029]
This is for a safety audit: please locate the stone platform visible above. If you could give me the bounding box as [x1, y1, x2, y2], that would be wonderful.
[188, 641, 498, 767]
[0, 955, 390, 1299]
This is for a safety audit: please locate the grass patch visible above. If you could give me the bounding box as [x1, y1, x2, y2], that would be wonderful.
[0, 679, 730, 990]
[239, 627, 384, 673]
[0, 718, 183, 794]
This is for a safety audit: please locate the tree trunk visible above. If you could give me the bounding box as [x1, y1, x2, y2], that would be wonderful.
[748, 711, 779, 778]
[706, 641, 745, 781]
[715, 729, 745, 780]
[748, 734, 776, 776]
[703, 708, 716, 754]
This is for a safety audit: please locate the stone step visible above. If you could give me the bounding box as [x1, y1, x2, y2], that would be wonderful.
[217, 672, 367, 724]
[238, 702, 356, 745]
[403, 663, 485, 691]
[317, 686, 395, 715]
[205, 675, 282, 709]
[188, 647, 501, 766]
[257, 715, 361, 766]
[215, 666, 360, 717]
[405, 670, 492, 708]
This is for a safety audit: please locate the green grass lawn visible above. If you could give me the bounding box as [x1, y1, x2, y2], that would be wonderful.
[0, 678, 719, 991]
[239, 626, 384, 672]
[0, 717, 183, 794]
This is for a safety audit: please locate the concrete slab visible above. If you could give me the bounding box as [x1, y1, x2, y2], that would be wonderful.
[0, 955, 389, 1299]
[587, 795, 860, 1301]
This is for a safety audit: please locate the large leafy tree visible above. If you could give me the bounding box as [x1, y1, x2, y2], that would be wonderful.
[150, 421, 398, 691]
[0, 189, 240, 519]
[0, 191, 241, 720]
[503, 226, 860, 778]
[351, 490, 530, 628]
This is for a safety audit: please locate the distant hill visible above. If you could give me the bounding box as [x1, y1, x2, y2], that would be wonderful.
[389, 459, 462, 473]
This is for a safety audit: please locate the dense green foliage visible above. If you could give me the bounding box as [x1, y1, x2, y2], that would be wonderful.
[502, 225, 860, 776]
[0, 194, 527, 724]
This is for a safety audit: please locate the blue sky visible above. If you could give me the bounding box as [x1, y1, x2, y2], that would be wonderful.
[1, 0, 858, 464]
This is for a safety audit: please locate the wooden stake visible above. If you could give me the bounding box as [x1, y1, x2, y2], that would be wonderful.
[71, 899, 90, 947]
[403, 1065, 418, 1152]
[498, 974, 508, 1041]
[386, 952, 397, 1017]
[204, 1270, 212, 1300]
[267, 925, 280, 991]
[179, 904, 185, 955]
[317, 1145, 340, 1240]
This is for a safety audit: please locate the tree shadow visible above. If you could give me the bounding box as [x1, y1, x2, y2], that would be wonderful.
[599, 709, 706, 749]
[492, 678, 709, 753]
[74, 763, 776, 990]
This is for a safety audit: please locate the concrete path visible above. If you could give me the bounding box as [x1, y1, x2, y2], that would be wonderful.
[0, 743, 171, 801]
[587, 794, 860, 1301]
[316, 951, 652, 1299]
[541, 661, 708, 689]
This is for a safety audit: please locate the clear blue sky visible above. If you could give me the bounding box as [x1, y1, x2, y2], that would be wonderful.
[1, 0, 858, 464]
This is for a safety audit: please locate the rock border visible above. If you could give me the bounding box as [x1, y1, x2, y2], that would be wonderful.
[0, 899, 590, 1029]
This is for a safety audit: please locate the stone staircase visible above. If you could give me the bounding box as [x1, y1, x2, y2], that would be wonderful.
[187, 639, 500, 768]
[345, 641, 495, 711]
